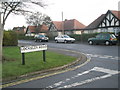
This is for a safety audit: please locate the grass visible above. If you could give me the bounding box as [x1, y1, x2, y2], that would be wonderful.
[2, 47, 76, 79]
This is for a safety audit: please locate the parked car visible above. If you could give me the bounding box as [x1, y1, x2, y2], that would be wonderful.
[55, 35, 75, 43]
[34, 34, 49, 42]
[88, 33, 117, 45]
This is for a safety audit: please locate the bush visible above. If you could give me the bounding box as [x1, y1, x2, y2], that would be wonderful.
[69, 33, 98, 42]
[17, 34, 34, 40]
[3, 31, 18, 46]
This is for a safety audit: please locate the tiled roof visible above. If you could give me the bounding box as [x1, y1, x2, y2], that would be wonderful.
[53, 21, 63, 30]
[110, 10, 120, 19]
[64, 19, 86, 30]
[27, 24, 48, 33]
[84, 14, 105, 30]
[40, 24, 49, 32]
[28, 26, 37, 33]
[84, 10, 120, 30]
[52, 19, 86, 31]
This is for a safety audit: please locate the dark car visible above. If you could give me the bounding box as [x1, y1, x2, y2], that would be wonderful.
[88, 33, 117, 45]
[34, 35, 49, 42]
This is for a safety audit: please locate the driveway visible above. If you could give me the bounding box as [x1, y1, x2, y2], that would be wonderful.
[4, 40, 120, 89]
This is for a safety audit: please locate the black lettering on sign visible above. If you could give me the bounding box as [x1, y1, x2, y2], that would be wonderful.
[20, 45, 47, 53]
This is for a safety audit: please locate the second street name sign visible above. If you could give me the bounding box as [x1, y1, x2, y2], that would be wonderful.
[20, 45, 47, 53]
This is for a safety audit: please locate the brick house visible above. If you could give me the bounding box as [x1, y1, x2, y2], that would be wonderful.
[13, 26, 26, 34]
[25, 24, 49, 36]
[49, 19, 86, 36]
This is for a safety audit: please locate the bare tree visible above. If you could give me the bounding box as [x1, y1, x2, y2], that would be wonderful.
[26, 12, 52, 26]
[0, 0, 47, 61]
[26, 12, 52, 34]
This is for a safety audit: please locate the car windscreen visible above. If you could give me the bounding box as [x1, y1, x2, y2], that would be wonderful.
[64, 35, 70, 38]
[39, 35, 45, 37]
[110, 34, 116, 39]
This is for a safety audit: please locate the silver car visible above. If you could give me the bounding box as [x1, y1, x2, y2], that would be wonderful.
[55, 35, 75, 43]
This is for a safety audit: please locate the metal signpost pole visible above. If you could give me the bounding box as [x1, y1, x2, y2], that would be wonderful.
[22, 53, 25, 65]
[43, 50, 46, 62]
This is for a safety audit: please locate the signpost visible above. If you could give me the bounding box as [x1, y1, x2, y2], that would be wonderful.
[20, 45, 47, 65]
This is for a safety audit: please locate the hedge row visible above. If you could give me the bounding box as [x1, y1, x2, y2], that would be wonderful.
[3, 31, 18, 46]
[69, 33, 98, 42]
[17, 34, 34, 40]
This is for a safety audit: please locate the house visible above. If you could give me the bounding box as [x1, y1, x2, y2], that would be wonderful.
[13, 26, 26, 34]
[84, 10, 120, 35]
[49, 19, 86, 36]
[25, 24, 49, 36]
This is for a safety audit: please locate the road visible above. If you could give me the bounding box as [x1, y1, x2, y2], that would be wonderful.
[5, 40, 120, 89]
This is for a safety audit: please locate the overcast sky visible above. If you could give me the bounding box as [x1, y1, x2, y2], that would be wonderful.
[4, 0, 120, 30]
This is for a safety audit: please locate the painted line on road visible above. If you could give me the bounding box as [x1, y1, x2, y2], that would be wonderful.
[47, 67, 120, 88]
[1, 49, 91, 88]
[86, 53, 119, 60]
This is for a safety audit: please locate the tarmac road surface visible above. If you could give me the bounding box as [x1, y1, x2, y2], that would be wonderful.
[3, 40, 120, 89]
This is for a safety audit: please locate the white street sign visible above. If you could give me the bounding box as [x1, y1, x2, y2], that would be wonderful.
[20, 45, 47, 53]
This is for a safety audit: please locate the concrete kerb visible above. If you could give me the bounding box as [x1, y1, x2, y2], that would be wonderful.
[2, 48, 88, 85]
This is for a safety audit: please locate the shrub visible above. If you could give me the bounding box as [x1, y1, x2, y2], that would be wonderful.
[69, 33, 98, 42]
[3, 31, 18, 46]
[17, 34, 34, 40]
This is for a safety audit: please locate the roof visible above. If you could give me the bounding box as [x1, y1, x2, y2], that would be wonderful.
[84, 10, 120, 30]
[13, 26, 26, 31]
[110, 10, 120, 19]
[52, 19, 86, 31]
[84, 14, 105, 30]
[40, 24, 49, 32]
[64, 19, 86, 30]
[26, 24, 48, 33]
[53, 21, 63, 30]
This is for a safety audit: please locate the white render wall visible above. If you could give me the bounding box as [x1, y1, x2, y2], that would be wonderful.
[83, 27, 120, 35]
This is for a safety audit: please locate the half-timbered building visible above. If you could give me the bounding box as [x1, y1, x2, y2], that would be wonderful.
[84, 10, 120, 35]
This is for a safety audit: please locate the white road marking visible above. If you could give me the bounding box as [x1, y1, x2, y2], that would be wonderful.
[58, 74, 112, 88]
[92, 67, 119, 75]
[47, 67, 119, 88]
[86, 54, 119, 60]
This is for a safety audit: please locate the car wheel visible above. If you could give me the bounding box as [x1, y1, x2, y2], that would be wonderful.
[55, 40, 58, 43]
[89, 40, 93, 45]
[105, 41, 110, 45]
[39, 40, 42, 42]
[64, 40, 67, 43]
[35, 39, 37, 42]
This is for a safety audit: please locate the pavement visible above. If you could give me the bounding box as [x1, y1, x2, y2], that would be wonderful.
[2, 47, 88, 87]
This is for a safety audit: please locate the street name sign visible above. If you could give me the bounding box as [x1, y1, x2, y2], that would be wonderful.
[20, 45, 47, 53]
[20, 45, 47, 65]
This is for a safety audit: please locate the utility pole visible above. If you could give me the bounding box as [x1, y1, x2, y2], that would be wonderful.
[0, 2, 2, 61]
[62, 12, 64, 35]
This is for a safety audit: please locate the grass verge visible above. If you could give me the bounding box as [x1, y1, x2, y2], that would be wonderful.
[2, 47, 76, 79]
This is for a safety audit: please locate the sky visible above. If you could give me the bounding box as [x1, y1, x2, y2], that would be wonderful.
[4, 0, 120, 30]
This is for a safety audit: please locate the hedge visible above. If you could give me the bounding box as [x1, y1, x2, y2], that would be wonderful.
[69, 33, 98, 42]
[17, 34, 34, 40]
[3, 31, 18, 46]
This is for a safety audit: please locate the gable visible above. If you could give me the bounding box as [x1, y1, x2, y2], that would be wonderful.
[49, 23, 58, 32]
[85, 14, 105, 30]
[99, 10, 120, 28]
[85, 10, 120, 30]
